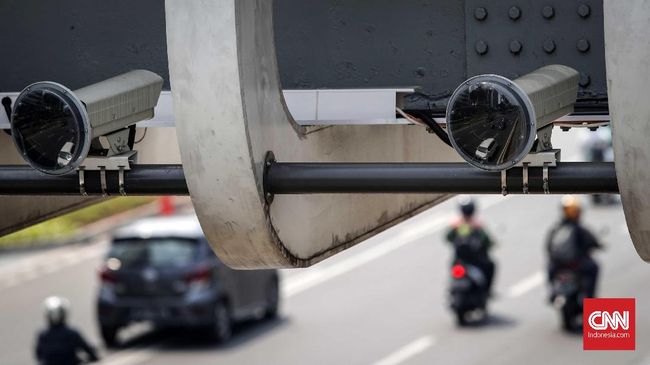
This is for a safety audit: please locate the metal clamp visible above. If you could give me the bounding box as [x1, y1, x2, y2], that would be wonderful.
[99, 167, 108, 196]
[118, 166, 127, 196]
[78, 168, 87, 196]
[522, 163, 530, 194]
[543, 163, 550, 194]
[501, 170, 508, 196]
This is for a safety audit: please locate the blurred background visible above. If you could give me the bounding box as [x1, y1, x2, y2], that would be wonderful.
[1, 127, 648, 365]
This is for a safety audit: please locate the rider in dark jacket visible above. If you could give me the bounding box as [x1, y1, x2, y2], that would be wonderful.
[446, 196, 496, 294]
[35, 297, 99, 365]
[547, 195, 602, 298]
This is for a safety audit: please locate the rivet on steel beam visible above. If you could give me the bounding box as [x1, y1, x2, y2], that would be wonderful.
[543, 39, 556, 54]
[508, 6, 521, 20]
[542, 6, 555, 19]
[509, 40, 523, 54]
[474, 7, 488, 21]
[475, 40, 489, 55]
[577, 39, 590, 52]
[578, 4, 591, 18]
[579, 73, 591, 87]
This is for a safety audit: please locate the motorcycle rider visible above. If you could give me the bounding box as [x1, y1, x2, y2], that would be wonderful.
[446, 196, 496, 295]
[35, 296, 99, 365]
[547, 195, 602, 299]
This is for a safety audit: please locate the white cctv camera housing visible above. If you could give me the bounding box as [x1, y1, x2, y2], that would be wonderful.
[11, 70, 164, 175]
[446, 65, 579, 171]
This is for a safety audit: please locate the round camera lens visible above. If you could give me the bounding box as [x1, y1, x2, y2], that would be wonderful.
[446, 76, 535, 171]
[11, 83, 89, 175]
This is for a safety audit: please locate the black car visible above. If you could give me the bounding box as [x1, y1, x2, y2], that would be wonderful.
[97, 215, 280, 347]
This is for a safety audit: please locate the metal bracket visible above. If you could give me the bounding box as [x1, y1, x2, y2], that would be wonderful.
[78, 168, 87, 196]
[81, 151, 137, 171]
[543, 163, 550, 194]
[522, 163, 530, 194]
[501, 170, 508, 196]
[119, 166, 127, 196]
[100, 167, 108, 197]
[76, 151, 137, 196]
[516, 149, 561, 168]
[263, 151, 276, 204]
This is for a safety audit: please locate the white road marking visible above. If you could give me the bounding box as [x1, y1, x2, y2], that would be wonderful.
[373, 336, 436, 365]
[283, 196, 510, 298]
[505, 271, 545, 298]
[97, 348, 154, 365]
[0, 242, 107, 289]
[283, 216, 451, 298]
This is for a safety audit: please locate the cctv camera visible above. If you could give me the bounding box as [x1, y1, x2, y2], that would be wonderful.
[10, 70, 164, 175]
[446, 65, 579, 171]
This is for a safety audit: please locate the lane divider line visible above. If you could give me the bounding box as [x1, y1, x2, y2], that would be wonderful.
[505, 271, 545, 299]
[373, 335, 436, 365]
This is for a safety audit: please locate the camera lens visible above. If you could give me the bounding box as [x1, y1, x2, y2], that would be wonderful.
[11, 83, 89, 175]
[446, 75, 536, 171]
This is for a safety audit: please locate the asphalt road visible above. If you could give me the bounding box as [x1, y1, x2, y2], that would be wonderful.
[1, 130, 648, 365]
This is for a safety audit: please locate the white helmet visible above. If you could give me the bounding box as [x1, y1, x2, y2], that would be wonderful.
[44, 296, 70, 326]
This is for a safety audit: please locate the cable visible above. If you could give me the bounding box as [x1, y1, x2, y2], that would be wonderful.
[134, 128, 148, 144]
[2, 97, 12, 136]
[403, 109, 452, 148]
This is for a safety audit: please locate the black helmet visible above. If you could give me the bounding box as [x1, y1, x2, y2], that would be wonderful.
[458, 195, 476, 217]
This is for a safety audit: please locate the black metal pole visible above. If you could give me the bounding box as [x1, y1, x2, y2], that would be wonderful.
[0, 165, 188, 196]
[265, 162, 619, 195]
[0, 162, 619, 196]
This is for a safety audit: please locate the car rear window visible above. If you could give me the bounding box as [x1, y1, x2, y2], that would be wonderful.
[108, 238, 201, 269]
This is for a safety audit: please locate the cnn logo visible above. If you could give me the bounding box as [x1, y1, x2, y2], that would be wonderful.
[587, 311, 629, 330]
[583, 298, 635, 351]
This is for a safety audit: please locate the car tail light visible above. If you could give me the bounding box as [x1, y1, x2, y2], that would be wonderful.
[185, 266, 212, 283]
[99, 266, 118, 284]
[451, 264, 466, 279]
[185, 266, 213, 294]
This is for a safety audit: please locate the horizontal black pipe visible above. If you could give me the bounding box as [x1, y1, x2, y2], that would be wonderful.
[266, 162, 619, 195]
[0, 165, 188, 196]
[0, 162, 619, 196]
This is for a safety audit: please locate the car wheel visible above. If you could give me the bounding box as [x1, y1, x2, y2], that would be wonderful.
[213, 300, 232, 343]
[100, 325, 119, 348]
[455, 310, 467, 326]
[265, 278, 280, 319]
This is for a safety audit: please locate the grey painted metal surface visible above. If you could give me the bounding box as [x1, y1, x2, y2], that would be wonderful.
[465, 0, 605, 99]
[165, 0, 457, 269]
[0, 1, 607, 114]
[604, 0, 650, 262]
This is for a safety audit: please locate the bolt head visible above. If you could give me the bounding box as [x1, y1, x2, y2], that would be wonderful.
[577, 39, 590, 52]
[475, 40, 489, 55]
[578, 4, 591, 18]
[543, 39, 556, 53]
[509, 6, 521, 20]
[542, 6, 555, 19]
[474, 7, 488, 21]
[509, 40, 523, 54]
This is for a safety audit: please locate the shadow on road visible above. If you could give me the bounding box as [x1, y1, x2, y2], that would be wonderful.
[114, 316, 289, 353]
[457, 312, 518, 330]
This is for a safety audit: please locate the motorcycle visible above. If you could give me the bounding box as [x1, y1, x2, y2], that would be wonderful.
[550, 267, 586, 331]
[448, 262, 489, 326]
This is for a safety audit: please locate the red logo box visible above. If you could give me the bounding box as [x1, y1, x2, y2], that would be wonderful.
[583, 298, 635, 351]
